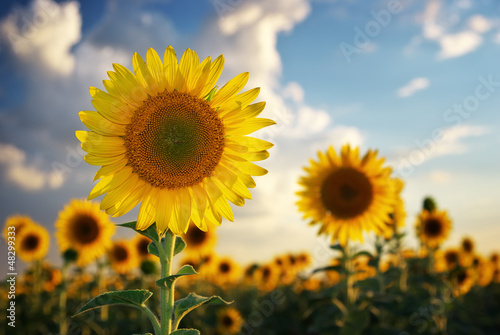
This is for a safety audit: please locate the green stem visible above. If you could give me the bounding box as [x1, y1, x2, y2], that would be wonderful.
[59, 263, 69, 335]
[97, 260, 108, 321]
[141, 305, 161, 335]
[157, 230, 176, 335]
[345, 241, 355, 313]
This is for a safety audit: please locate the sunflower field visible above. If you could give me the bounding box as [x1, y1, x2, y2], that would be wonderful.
[1, 43, 500, 335]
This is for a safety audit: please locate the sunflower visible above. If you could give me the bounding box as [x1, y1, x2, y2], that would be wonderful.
[108, 240, 139, 275]
[436, 248, 460, 272]
[217, 308, 244, 335]
[41, 263, 62, 292]
[352, 255, 376, 282]
[132, 234, 155, 261]
[76, 46, 275, 235]
[415, 209, 452, 249]
[296, 251, 312, 271]
[3, 215, 34, 241]
[297, 145, 396, 246]
[17, 224, 50, 262]
[382, 178, 406, 239]
[452, 268, 475, 296]
[255, 263, 280, 292]
[379, 253, 399, 273]
[212, 256, 240, 285]
[55, 199, 116, 267]
[459, 236, 475, 266]
[183, 222, 216, 255]
[473, 255, 494, 287]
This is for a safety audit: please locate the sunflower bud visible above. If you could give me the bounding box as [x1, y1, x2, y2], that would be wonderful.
[63, 249, 78, 264]
[140, 260, 158, 275]
[423, 196, 437, 212]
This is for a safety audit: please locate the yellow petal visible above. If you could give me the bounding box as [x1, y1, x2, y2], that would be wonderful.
[110, 183, 150, 217]
[132, 52, 157, 95]
[79, 111, 126, 136]
[204, 179, 234, 222]
[84, 153, 125, 166]
[173, 188, 192, 234]
[200, 55, 224, 98]
[88, 166, 133, 199]
[100, 173, 140, 210]
[146, 48, 165, 93]
[163, 46, 178, 92]
[225, 118, 276, 136]
[94, 157, 127, 180]
[156, 189, 174, 234]
[137, 188, 158, 231]
[210, 72, 249, 107]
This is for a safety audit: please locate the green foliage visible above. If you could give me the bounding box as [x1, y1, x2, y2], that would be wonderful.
[170, 329, 201, 335]
[173, 293, 231, 327]
[73, 290, 153, 317]
[156, 265, 197, 289]
[118, 221, 160, 243]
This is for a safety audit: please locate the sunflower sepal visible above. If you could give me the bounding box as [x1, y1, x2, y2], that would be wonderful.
[147, 242, 160, 258]
[118, 221, 160, 243]
[173, 293, 232, 329]
[155, 265, 198, 289]
[173, 235, 187, 256]
[170, 329, 201, 335]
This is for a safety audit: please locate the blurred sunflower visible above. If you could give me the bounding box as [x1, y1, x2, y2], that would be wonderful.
[42, 263, 62, 292]
[213, 256, 240, 285]
[132, 234, 155, 261]
[255, 263, 280, 291]
[76, 46, 275, 235]
[382, 178, 406, 240]
[3, 215, 34, 241]
[352, 255, 376, 282]
[325, 258, 342, 285]
[243, 263, 259, 283]
[296, 252, 312, 271]
[183, 222, 216, 255]
[17, 224, 50, 262]
[415, 209, 452, 249]
[55, 199, 116, 267]
[379, 253, 399, 273]
[108, 240, 139, 275]
[217, 308, 243, 335]
[436, 248, 460, 272]
[297, 145, 396, 245]
[473, 255, 494, 287]
[453, 268, 475, 296]
[459, 236, 475, 266]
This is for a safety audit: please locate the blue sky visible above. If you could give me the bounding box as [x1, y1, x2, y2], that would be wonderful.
[1, 0, 499, 274]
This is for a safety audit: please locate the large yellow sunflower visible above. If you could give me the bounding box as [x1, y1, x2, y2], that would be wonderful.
[415, 209, 452, 249]
[297, 145, 396, 245]
[55, 199, 116, 267]
[17, 224, 50, 262]
[76, 46, 275, 235]
[3, 215, 34, 241]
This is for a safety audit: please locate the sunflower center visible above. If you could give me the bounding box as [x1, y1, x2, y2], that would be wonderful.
[462, 240, 473, 253]
[187, 228, 207, 246]
[320, 168, 373, 219]
[220, 262, 230, 273]
[457, 270, 467, 284]
[113, 245, 129, 262]
[22, 234, 40, 251]
[424, 218, 442, 237]
[445, 251, 458, 266]
[71, 214, 100, 244]
[222, 315, 234, 327]
[138, 239, 150, 256]
[125, 91, 225, 189]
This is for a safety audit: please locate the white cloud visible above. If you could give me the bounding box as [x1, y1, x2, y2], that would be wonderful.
[312, 126, 364, 152]
[468, 15, 492, 33]
[0, 143, 65, 191]
[281, 82, 305, 104]
[0, 0, 81, 76]
[438, 31, 482, 59]
[391, 124, 489, 168]
[397, 77, 430, 98]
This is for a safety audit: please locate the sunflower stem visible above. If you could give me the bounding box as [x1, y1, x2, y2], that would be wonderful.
[159, 230, 176, 335]
[59, 262, 69, 335]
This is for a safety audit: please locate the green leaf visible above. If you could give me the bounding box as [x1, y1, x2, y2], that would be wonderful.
[173, 293, 231, 326]
[339, 309, 370, 335]
[170, 330, 200, 335]
[174, 235, 186, 255]
[73, 290, 153, 317]
[119, 221, 160, 242]
[147, 242, 160, 258]
[156, 265, 198, 288]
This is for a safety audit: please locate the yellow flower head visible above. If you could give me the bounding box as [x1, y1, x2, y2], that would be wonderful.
[255, 263, 280, 292]
[217, 308, 244, 335]
[17, 224, 50, 262]
[55, 199, 116, 267]
[297, 144, 396, 246]
[108, 240, 139, 275]
[76, 46, 275, 235]
[415, 209, 452, 249]
[3, 215, 34, 241]
[212, 256, 241, 285]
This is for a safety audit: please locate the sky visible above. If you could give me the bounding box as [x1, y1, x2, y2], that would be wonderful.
[0, 0, 499, 274]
